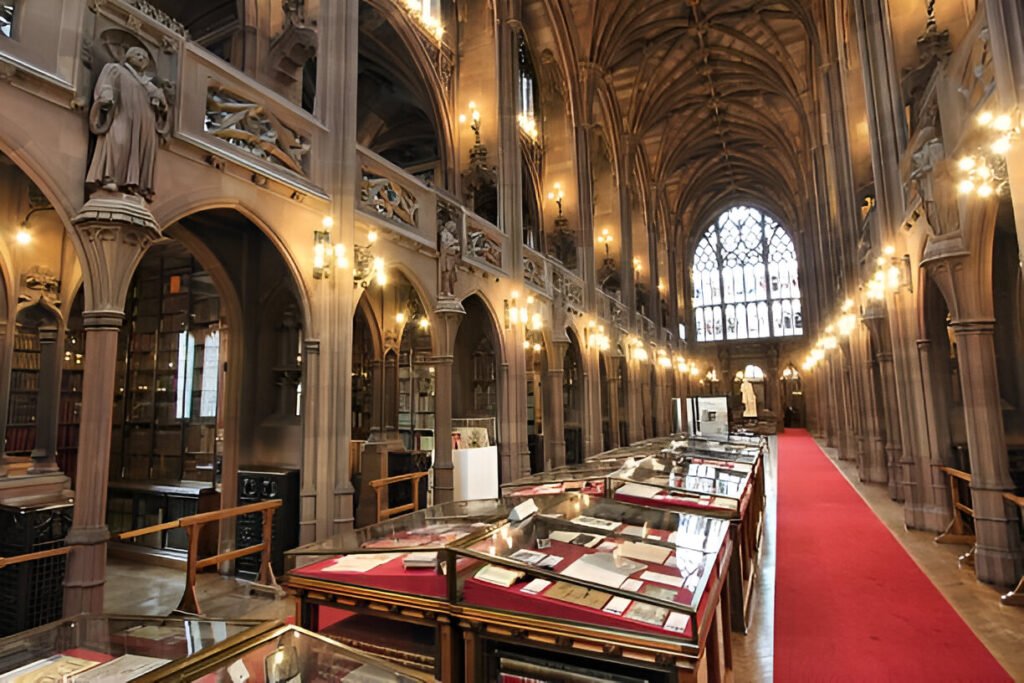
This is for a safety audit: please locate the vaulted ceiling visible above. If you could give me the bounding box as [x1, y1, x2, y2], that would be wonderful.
[552, 0, 824, 247]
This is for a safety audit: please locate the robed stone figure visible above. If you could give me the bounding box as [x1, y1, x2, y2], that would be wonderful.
[86, 47, 170, 201]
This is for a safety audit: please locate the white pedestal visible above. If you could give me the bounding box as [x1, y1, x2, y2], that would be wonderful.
[452, 446, 499, 501]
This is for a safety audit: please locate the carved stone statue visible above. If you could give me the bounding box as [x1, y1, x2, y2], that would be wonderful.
[910, 132, 959, 234]
[439, 218, 460, 298]
[86, 46, 170, 201]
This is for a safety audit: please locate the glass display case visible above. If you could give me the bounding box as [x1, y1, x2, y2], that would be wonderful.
[0, 615, 269, 682]
[453, 493, 729, 638]
[283, 498, 516, 681]
[499, 462, 618, 498]
[660, 436, 763, 464]
[451, 493, 733, 682]
[609, 454, 755, 519]
[135, 622, 429, 682]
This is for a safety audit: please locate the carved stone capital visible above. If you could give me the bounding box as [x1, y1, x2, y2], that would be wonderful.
[71, 192, 161, 317]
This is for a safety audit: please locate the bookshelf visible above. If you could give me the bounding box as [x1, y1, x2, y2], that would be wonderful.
[56, 297, 85, 484]
[6, 328, 40, 455]
[107, 243, 222, 555]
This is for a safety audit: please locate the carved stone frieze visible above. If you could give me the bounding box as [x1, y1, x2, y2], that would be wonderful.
[466, 229, 501, 269]
[957, 27, 995, 111]
[361, 172, 419, 228]
[19, 267, 61, 307]
[523, 253, 546, 289]
[205, 87, 311, 175]
[909, 131, 959, 235]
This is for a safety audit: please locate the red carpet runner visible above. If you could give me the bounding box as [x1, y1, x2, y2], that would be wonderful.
[774, 430, 1011, 682]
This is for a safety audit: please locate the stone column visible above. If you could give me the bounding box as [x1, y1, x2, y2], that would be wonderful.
[916, 338, 955, 527]
[951, 321, 1023, 584]
[543, 341, 567, 470]
[606, 366, 621, 449]
[432, 303, 464, 504]
[859, 350, 888, 484]
[875, 350, 904, 501]
[64, 194, 161, 616]
[29, 325, 62, 473]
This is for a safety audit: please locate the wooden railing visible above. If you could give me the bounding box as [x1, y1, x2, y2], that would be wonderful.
[934, 467, 976, 548]
[370, 471, 430, 523]
[1001, 492, 1024, 607]
[0, 499, 284, 616]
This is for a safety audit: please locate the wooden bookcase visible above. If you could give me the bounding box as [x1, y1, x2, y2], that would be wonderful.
[6, 328, 40, 456]
[107, 244, 221, 555]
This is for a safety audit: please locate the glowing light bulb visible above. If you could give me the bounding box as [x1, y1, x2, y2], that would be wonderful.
[367, 229, 378, 244]
[395, 312, 406, 324]
[993, 114, 1013, 132]
[322, 215, 334, 229]
[991, 137, 1011, 154]
[958, 179, 975, 194]
[977, 183, 994, 198]
[418, 317, 430, 329]
[977, 111, 994, 126]
[958, 156, 977, 171]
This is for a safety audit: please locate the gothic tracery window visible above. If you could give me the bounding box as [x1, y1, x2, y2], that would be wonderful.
[692, 207, 803, 342]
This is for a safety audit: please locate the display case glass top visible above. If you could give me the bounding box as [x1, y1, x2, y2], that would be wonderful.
[499, 462, 619, 498]
[609, 453, 755, 517]
[0, 615, 269, 682]
[452, 493, 730, 643]
[660, 436, 762, 464]
[134, 623, 429, 682]
[285, 498, 515, 599]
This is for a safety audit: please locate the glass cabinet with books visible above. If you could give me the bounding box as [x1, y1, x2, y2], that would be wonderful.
[283, 499, 514, 681]
[133, 623, 430, 682]
[609, 454, 755, 519]
[450, 493, 733, 682]
[0, 616, 429, 682]
[0, 615, 266, 682]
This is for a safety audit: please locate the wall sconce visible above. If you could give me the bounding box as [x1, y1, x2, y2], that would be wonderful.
[459, 101, 482, 145]
[781, 365, 800, 381]
[585, 320, 611, 351]
[313, 216, 346, 279]
[629, 337, 649, 362]
[632, 257, 643, 275]
[353, 230, 386, 288]
[547, 183, 564, 217]
[881, 244, 912, 293]
[957, 109, 1019, 198]
[505, 290, 542, 331]
[657, 278, 666, 294]
[13, 205, 55, 246]
[657, 349, 672, 369]
[596, 228, 613, 257]
[821, 325, 838, 350]
[837, 312, 857, 337]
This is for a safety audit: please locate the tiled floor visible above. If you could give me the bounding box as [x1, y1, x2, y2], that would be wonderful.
[102, 435, 1024, 680]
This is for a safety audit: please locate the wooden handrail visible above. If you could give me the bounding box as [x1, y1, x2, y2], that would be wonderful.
[114, 519, 181, 541]
[938, 466, 972, 483]
[175, 499, 283, 615]
[935, 467, 974, 547]
[0, 545, 72, 569]
[370, 470, 430, 523]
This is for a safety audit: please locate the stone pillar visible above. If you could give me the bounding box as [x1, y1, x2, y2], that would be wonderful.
[543, 341, 567, 470]
[606, 368, 621, 449]
[64, 193, 161, 616]
[29, 325, 62, 473]
[951, 321, 1023, 585]
[859, 351, 888, 484]
[875, 351, 905, 501]
[916, 338, 955, 527]
[432, 303, 464, 504]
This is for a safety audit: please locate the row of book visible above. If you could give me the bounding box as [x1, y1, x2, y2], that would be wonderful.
[7, 394, 38, 425]
[13, 332, 39, 351]
[13, 350, 40, 369]
[10, 369, 39, 390]
[5, 425, 36, 452]
[59, 396, 81, 424]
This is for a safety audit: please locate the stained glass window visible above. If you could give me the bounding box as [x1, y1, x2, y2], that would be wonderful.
[692, 207, 802, 342]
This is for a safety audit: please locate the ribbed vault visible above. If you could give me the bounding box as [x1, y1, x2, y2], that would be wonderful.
[555, 0, 823, 256]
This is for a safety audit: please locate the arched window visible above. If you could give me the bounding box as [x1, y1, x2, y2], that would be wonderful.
[692, 206, 803, 342]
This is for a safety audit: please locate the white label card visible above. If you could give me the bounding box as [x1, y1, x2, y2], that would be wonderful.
[603, 596, 632, 615]
[640, 570, 684, 587]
